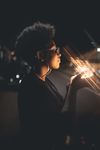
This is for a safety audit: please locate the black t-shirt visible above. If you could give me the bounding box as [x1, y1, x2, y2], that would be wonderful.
[18, 72, 64, 114]
[18, 72, 73, 149]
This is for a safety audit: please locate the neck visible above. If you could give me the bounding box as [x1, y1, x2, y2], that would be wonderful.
[35, 66, 51, 81]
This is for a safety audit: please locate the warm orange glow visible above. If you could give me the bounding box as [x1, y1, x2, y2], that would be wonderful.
[71, 58, 94, 78]
[63, 47, 100, 92]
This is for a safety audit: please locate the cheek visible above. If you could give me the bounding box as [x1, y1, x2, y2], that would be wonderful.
[49, 56, 60, 69]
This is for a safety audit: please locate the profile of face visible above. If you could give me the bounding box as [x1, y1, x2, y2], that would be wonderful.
[48, 43, 61, 69]
[34, 41, 61, 70]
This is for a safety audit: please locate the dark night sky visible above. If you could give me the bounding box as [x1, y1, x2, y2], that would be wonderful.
[0, 1, 100, 53]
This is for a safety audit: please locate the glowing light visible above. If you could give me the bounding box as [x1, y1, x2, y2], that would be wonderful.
[69, 57, 95, 79]
[77, 66, 93, 78]
[10, 78, 14, 82]
[63, 47, 100, 92]
[97, 48, 100, 52]
[19, 80, 22, 84]
[73, 59, 94, 78]
[16, 74, 20, 79]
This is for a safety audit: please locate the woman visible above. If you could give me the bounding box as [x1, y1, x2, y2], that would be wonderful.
[15, 21, 73, 150]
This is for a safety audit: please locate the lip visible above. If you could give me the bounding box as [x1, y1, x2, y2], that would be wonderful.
[58, 59, 61, 63]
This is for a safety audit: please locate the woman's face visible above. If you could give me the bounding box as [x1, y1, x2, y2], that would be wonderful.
[48, 45, 61, 69]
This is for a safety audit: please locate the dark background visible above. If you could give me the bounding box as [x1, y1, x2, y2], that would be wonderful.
[0, 2, 100, 148]
[0, 1, 100, 53]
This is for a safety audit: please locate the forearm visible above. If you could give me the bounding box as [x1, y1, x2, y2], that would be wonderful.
[62, 83, 77, 112]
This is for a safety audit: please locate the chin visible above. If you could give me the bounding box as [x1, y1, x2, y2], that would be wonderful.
[54, 65, 60, 69]
[50, 63, 60, 69]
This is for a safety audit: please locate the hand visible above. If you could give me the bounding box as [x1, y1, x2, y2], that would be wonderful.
[69, 74, 91, 91]
[66, 74, 92, 112]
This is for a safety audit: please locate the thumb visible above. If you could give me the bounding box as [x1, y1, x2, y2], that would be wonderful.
[70, 74, 82, 85]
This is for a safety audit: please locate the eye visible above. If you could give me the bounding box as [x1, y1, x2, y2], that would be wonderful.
[49, 47, 60, 54]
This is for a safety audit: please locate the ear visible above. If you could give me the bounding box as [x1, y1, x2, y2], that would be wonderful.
[36, 51, 45, 62]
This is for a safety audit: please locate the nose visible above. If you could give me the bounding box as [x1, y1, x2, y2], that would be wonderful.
[56, 48, 61, 56]
[57, 50, 61, 57]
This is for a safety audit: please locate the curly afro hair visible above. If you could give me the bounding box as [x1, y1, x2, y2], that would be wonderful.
[15, 21, 55, 65]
